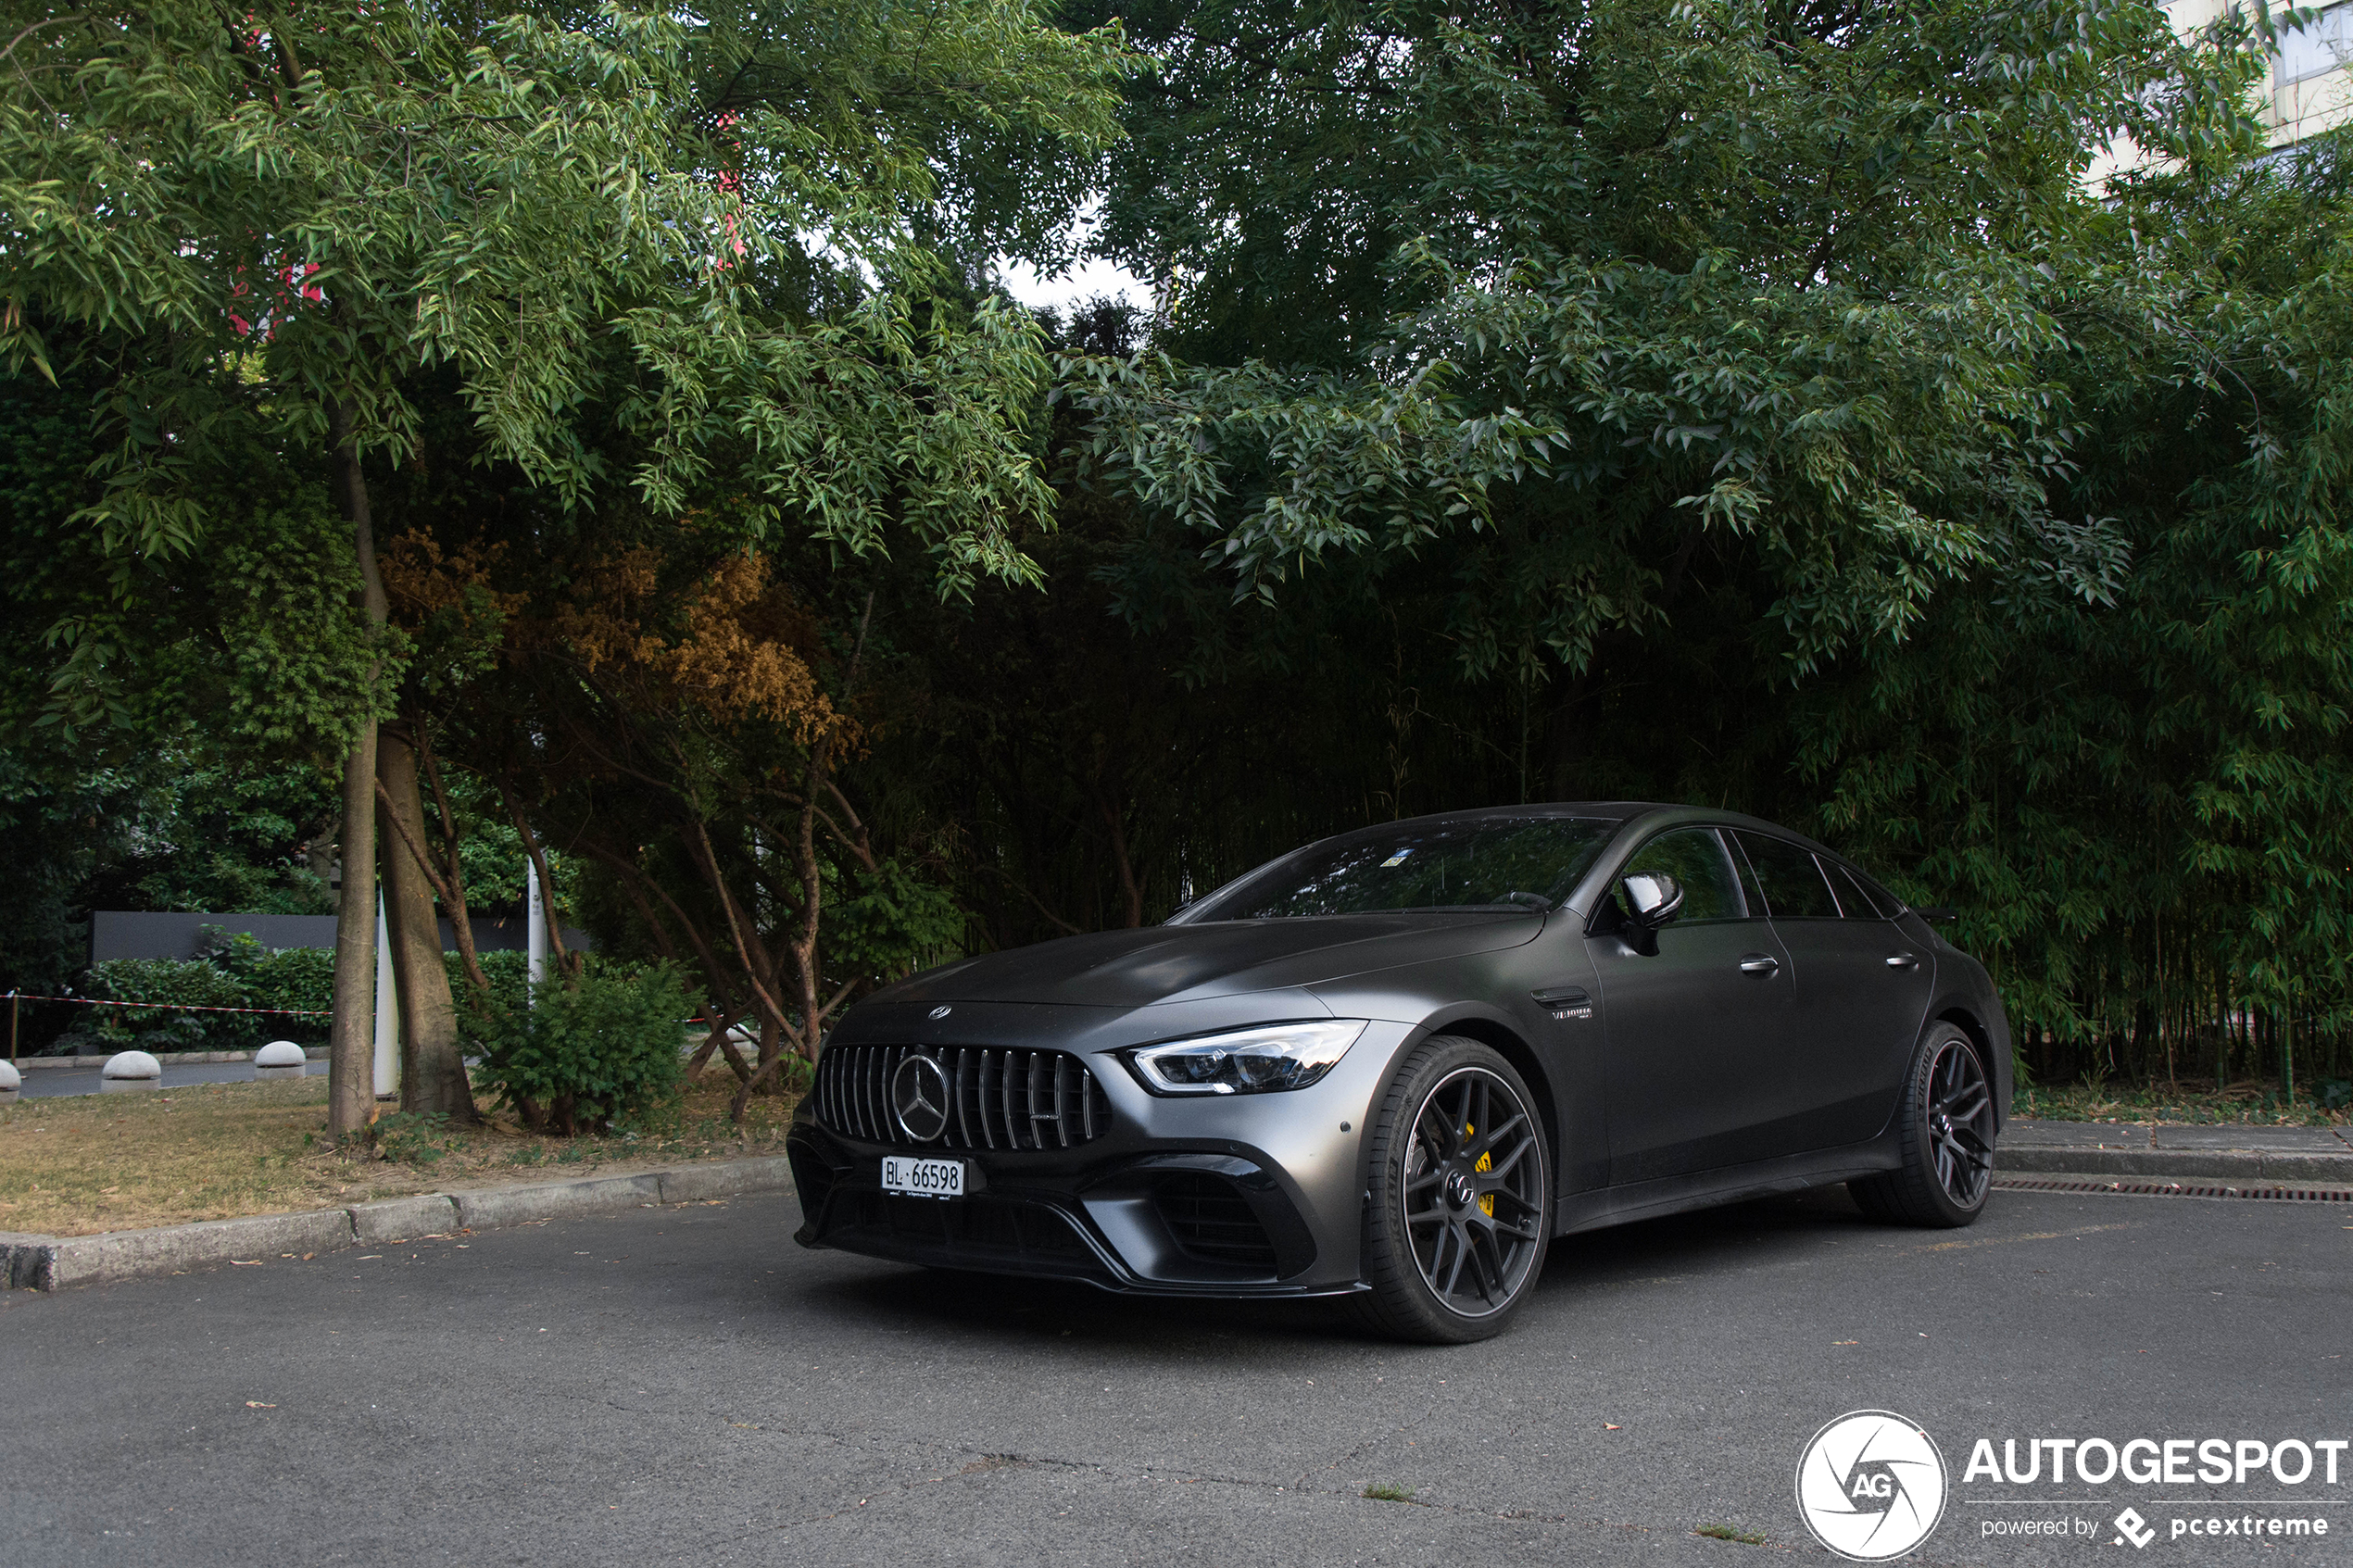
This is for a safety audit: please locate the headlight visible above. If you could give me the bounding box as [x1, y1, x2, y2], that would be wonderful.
[1126, 1020, 1366, 1096]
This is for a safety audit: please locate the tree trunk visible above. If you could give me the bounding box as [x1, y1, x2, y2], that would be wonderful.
[416, 729, 491, 997]
[326, 398, 388, 1142]
[327, 723, 379, 1141]
[379, 725, 479, 1123]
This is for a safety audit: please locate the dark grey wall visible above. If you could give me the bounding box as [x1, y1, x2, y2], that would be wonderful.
[90, 911, 595, 964]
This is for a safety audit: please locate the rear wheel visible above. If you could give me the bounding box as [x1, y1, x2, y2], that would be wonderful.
[1848, 1024, 1996, 1227]
[1353, 1036, 1552, 1343]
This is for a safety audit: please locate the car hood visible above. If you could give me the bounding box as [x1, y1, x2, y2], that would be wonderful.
[875, 912, 1542, 1010]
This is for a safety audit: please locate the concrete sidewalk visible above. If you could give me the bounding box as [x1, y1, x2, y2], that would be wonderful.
[0, 1154, 794, 1291]
[2001, 1114, 2353, 1183]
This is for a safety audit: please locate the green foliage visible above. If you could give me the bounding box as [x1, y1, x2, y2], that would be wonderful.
[82, 957, 253, 1052]
[0, 0, 1130, 628]
[122, 765, 341, 916]
[448, 949, 532, 1044]
[1066, 0, 2268, 671]
[371, 1110, 459, 1166]
[823, 859, 967, 988]
[239, 945, 335, 1023]
[472, 961, 695, 1136]
[82, 931, 335, 1051]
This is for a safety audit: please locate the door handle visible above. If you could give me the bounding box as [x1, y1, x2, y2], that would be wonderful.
[1885, 953, 1919, 969]
[1738, 954, 1780, 975]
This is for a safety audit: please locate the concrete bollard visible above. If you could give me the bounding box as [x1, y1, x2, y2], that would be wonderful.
[0, 1060, 18, 1103]
[100, 1050, 162, 1093]
[253, 1040, 308, 1080]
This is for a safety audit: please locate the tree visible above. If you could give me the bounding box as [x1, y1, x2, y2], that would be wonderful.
[2, 0, 1126, 1134]
[1065, 0, 2259, 688]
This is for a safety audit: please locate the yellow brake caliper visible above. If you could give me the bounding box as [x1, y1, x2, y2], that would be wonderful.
[1466, 1123, 1494, 1216]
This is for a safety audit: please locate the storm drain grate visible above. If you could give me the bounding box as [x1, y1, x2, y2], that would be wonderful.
[1994, 1176, 2353, 1203]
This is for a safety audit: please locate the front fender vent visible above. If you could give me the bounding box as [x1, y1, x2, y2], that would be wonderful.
[814, 1045, 1113, 1151]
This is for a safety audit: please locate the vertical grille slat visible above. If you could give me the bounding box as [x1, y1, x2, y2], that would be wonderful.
[864, 1046, 884, 1142]
[1052, 1055, 1072, 1150]
[978, 1048, 1000, 1149]
[952, 1047, 973, 1149]
[1002, 1049, 1022, 1150]
[816, 1043, 1110, 1152]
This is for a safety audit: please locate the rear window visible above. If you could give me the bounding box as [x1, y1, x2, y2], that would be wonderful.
[1733, 833, 1842, 920]
[1829, 862, 1904, 920]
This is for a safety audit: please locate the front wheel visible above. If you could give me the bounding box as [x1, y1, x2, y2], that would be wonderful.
[1848, 1024, 1997, 1227]
[1353, 1036, 1553, 1344]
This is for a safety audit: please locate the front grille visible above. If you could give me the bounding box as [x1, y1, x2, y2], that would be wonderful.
[1152, 1172, 1278, 1272]
[814, 1044, 1114, 1150]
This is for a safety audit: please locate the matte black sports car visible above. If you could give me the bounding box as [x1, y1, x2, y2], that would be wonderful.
[786, 803, 2008, 1342]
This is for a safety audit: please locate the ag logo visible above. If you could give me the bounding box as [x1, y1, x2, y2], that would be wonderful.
[1794, 1410, 1948, 1562]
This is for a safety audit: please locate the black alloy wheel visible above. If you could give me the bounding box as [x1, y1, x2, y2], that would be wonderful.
[1355, 1036, 1551, 1343]
[1850, 1024, 1996, 1227]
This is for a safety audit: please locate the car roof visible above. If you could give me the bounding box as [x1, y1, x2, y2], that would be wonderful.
[1347, 801, 1832, 853]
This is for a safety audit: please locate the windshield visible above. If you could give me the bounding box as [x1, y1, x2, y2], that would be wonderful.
[1193, 818, 1617, 920]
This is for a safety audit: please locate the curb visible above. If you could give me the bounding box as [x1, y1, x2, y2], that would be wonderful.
[1998, 1149, 2353, 1184]
[0, 1154, 795, 1292]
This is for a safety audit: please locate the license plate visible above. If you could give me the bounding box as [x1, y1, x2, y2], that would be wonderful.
[881, 1156, 966, 1200]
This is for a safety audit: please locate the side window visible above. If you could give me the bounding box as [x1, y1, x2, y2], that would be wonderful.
[1830, 862, 1900, 921]
[1733, 833, 1841, 920]
[1617, 828, 1748, 922]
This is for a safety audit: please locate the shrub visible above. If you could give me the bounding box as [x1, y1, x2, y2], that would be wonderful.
[372, 1110, 460, 1165]
[243, 946, 333, 1036]
[83, 956, 257, 1051]
[447, 948, 530, 1045]
[472, 960, 693, 1135]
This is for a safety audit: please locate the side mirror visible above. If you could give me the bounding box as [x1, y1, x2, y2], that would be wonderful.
[1621, 872, 1685, 930]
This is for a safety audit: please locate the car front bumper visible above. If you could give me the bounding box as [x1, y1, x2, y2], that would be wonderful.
[785, 1017, 1416, 1298]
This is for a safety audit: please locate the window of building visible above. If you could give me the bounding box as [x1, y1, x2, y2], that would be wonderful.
[2279, 4, 2353, 87]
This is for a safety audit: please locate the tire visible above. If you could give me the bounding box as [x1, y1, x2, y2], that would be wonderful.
[1847, 1023, 1997, 1228]
[1353, 1035, 1553, 1344]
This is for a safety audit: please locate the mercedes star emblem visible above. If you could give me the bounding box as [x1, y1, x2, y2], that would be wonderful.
[890, 1053, 951, 1143]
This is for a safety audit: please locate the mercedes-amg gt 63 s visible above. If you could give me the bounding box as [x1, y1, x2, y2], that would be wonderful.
[786, 803, 2009, 1342]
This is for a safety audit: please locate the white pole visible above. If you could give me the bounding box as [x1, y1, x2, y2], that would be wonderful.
[372, 890, 400, 1098]
[526, 859, 547, 1004]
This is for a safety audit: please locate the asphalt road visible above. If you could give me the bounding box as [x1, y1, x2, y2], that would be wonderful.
[9, 1060, 312, 1098]
[2, 1185, 2346, 1567]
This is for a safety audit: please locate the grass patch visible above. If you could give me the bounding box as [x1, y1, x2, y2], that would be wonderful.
[2014, 1076, 2349, 1128]
[1694, 1524, 1768, 1545]
[1360, 1483, 1416, 1502]
[0, 1069, 799, 1236]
